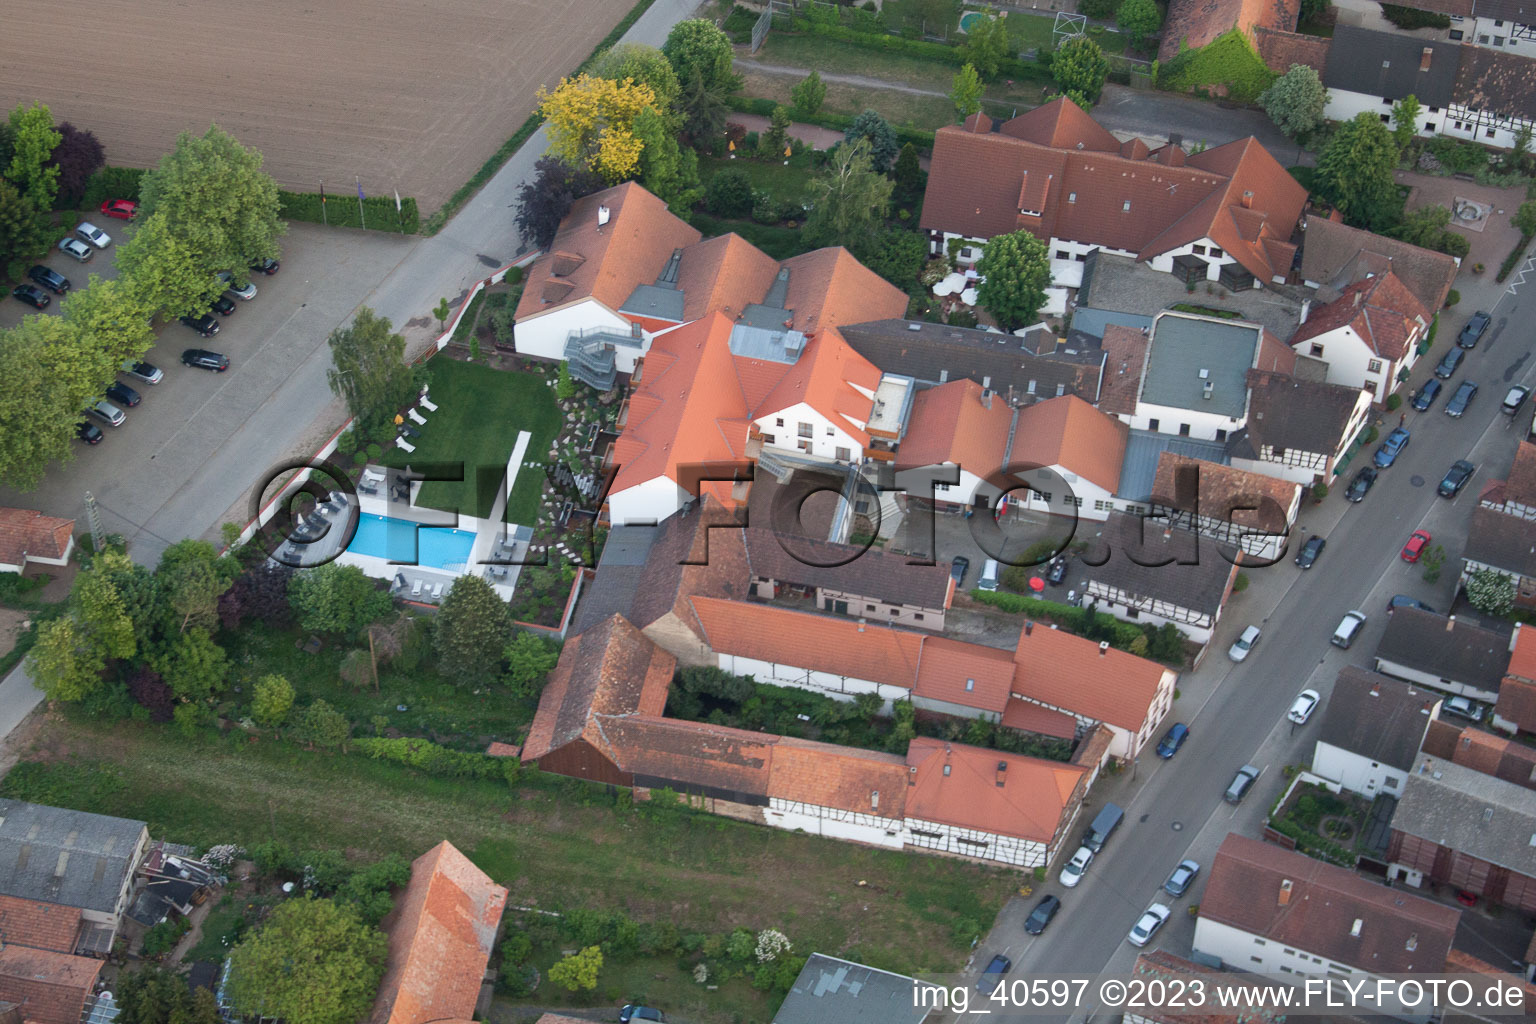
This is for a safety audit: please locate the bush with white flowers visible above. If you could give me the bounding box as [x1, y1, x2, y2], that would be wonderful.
[203, 844, 242, 871]
[756, 928, 792, 963]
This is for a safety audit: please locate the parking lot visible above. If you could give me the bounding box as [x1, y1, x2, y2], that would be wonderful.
[0, 221, 418, 564]
[1, 213, 131, 330]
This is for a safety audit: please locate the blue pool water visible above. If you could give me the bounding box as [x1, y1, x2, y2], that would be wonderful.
[347, 513, 475, 569]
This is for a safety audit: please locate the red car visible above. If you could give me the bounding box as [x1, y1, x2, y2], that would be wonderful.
[1401, 529, 1432, 563]
[99, 199, 137, 220]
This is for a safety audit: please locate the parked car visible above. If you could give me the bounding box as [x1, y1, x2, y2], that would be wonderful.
[1127, 904, 1171, 947]
[950, 556, 969, 586]
[179, 313, 221, 337]
[1225, 764, 1260, 803]
[1156, 723, 1189, 759]
[208, 294, 236, 317]
[181, 349, 229, 372]
[1504, 386, 1532, 416]
[1439, 460, 1475, 498]
[12, 284, 49, 309]
[1446, 380, 1479, 418]
[1046, 557, 1069, 585]
[1023, 895, 1061, 935]
[1434, 347, 1465, 379]
[1401, 529, 1432, 562]
[216, 270, 257, 300]
[619, 1008, 664, 1023]
[1458, 310, 1491, 348]
[1287, 688, 1321, 724]
[1374, 427, 1410, 468]
[26, 265, 70, 294]
[99, 198, 137, 220]
[250, 256, 280, 275]
[57, 237, 93, 262]
[85, 401, 126, 427]
[977, 954, 1012, 994]
[1331, 610, 1367, 649]
[1344, 466, 1377, 503]
[1411, 379, 1443, 411]
[121, 360, 163, 384]
[1060, 845, 1094, 887]
[75, 222, 111, 249]
[1388, 594, 1436, 615]
[1228, 624, 1261, 662]
[105, 382, 141, 408]
[1163, 859, 1200, 898]
[1443, 696, 1485, 722]
[1294, 535, 1326, 569]
[77, 421, 103, 445]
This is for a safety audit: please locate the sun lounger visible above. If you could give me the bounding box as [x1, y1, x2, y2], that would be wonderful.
[430, 581, 444, 600]
[396, 438, 416, 453]
[419, 396, 438, 412]
[408, 408, 428, 425]
[410, 578, 423, 598]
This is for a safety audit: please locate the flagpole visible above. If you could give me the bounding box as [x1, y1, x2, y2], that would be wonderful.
[356, 176, 366, 231]
[319, 179, 327, 227]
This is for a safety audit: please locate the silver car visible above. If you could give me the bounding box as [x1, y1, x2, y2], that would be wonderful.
[1228, 625, 1261, 662]
[75, 221, 111, 248]
[1127, 903, 1171, 947]
[86, 400, 126, 427]
[121, 360, 164, 384]
[1060, 845, 1094, 888]
[217, 270, 257, 300]
[58, 237, 93, 262]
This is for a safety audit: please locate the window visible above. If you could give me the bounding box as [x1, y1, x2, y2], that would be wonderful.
[1385, 774, 1400, 788]
[797, 422, 813, 438]
[911, 828, 943, 839]
[935, 480, 951, 491]
[1488, 127, 1498, 137]
[1479, 34, 1491, 42]
[866, 604, 877, 611]
[761, 434, 775, 444]
[1496, 18, 1505, 25]
[1095, 499, 1113, 511]
[1039, 492, 1053, 503]
[775, 417, 784, 427]
[1450, 28, 1464, 38]
[1126, 609, 1140, 618]
[1148, 418, 1160, 431]
[1495, 35, 1506, 44]
[965, 678, 975, 691]
[914, 614, 924, 621]
[1209, 247, 1223, 258]
[1310, 343, 1324, 357]
[956, 837, 990, 848]
[1076, 252, 1087, 261]
[1383, 98, 1393, 105]
[1367, 359, 1382, 373]
[1429, 106, 1440, 113]
[1216, 428, 1227, 442]
[835, 446, 851, 461]
[1068, 192, 1077, 203]
[890, 608, 899, 616]
[1179, 423, 1191, 437]
[1192, 244, 1206, 255]
[1426, 122, 1438, 132]
[1123, 200, 1132, 212]
[1064, 496, 1082, 507]
[1380, 114, 1391, 123]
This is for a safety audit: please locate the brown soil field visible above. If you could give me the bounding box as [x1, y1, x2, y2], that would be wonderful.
[0, 0, 635, 213]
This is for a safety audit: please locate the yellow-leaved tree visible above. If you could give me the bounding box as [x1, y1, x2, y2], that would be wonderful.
[538, 74, 656, 183]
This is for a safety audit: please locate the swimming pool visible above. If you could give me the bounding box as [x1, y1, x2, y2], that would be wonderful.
[958, 10, 991, 32]
[347, 513, 475, 569]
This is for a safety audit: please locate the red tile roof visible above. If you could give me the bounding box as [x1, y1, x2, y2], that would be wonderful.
[1299, 216, 1459, 313]
[778, 247, 909, 334]
[922, 105, 1305, 284]
[767, 736, 909, 818]
[1150, 452, 1300, 531]
[0, 945, 101, 1024]
[371, 841, 508, 1024]
[484, 742, 521, 758]
[514, 182, 701, 322]
[535, 1016, 596, 1024]
[1001, 698, 1077, 738]
[1159, 0, 1300, 61]
[1130, 951, 1291, 1024]
[1253, 27, 1332, 73]
[894, 379, 1014, 478]
[913, 636, 1015, 714]
[1502, 441, 1536, 509]
[1291, 270, 1430, 360]
[1498, 623, 1536, 731]
[1507, 622, 1536, 682]
[675, 233, 783, 324]
[1098, 323, 1150, 416]
[1008, 395, 1129, 494]
[0, 509, 73, 567]
[904, 736, 1087, 843]
[1012, 622, 1172, 731]
[603, 715, 778, 797]
[0, 896, 80, 954]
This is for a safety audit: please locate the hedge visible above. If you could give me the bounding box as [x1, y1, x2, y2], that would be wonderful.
[81, 167, 147, 210]
[1497, 233, 1534, 283]
[969, 590, 1146, 648]
[279, 190, 419, 234]
[779, 19, 1055, 84]
[1157, 29, 1275, 103]
[352, 736, 506, 780]
[726, 94, 936, 151]
[1380, 3, 1451, 29]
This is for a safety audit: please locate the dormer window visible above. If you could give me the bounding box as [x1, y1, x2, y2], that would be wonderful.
[1068, 192, 1077, 203]
[1122, 200, 1132, 212]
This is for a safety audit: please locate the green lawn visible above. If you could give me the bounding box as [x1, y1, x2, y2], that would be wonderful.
[3, 716, 1015, 984]
[1005, 14, 1128, 55]
[698, 151, 817, 204]
[687, 212, 820, 260]
[376, 359, 560, 526]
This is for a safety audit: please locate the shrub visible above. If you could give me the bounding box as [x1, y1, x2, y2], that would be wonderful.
[1498, 234, 1534, 283]
[278, 190, 419, 233]
[1385, 393, 1402, 411]
[1080, 0, 1121, 17]
[335, 429, 359, 456]
[705, 168, 754, 217]
[366, 442, 383, 459]
[141, 917, 191, 959]
[80, 166, 146, 209]
[751, 191, 782, 225]
[1380, 3, 1450, 28]
[1444, 288, 1460, 308]
[352, 737, 504, 781]
[1157, 29, 1275, 103]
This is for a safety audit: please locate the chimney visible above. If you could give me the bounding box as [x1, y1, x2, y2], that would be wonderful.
[1370, 683, 1381, 697]
[1406, 932, 1418, 952]
[981, 388, 993, 410]
[1299, 299, 1311, 325]
[1421, 758, 1434, 775]
[1279, 879, 1293, 906]
[1421, 46, 1433, 72]
[597, 204, 611, 228]
[996, 761, 1008, 788]
[1350, 918, 1363, 938]
[1353, 290, 1362, 307]
[1099, 640, 1110, 656]
[1203, 381, 1214, 400]
[871, 790, 880, 810]
[1025, 620, 1034, 636]
[1241, 190, 1254, 209]
[1447, 615, 1456, 632]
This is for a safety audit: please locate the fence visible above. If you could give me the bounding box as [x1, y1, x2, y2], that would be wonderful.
[751, 4, 773, 51]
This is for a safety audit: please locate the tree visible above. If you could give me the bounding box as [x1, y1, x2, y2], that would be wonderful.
[6, 102, 61, 212]
[975, 230, 1052, 331]
[1116, 0, 1162, 47]
[157, 543, 232, 635]
[154, 627, 228, 702]
[856, 229, 926, 287]
[299, 699, 352, 750]
[513, 156, 604, 251]
[137, 124, 285, 278]
[950, 63, 984, 120]
[892, 143, 924, 200]
[253, 673, 295, 729]
[962, 14, 1012, 79]
[334, 854, 410, 926]
[48, 122, 104, 207]
[1466, 569, 1516, 617]
[1299, 0, 1332, 22]
[226, 897, 386, 1024]
[556, 361, 577, 400]
[0, 313, 115, 490]
[1514, 200, 1536, 239]
[0, 179, 49, 275]
[1259, 64, 1328, 140]
[678, 68, 731, 146]
[662, 19, 741, 95]
[791, 71, 827, 117]
[843, 110, 899, 173]
[432, 297, 450, 333]
[589, 43, 682, 124]
[504, 631, 561, 697]
[73, 552, 139, 661]
[288, 562, 393, 637]
[29, 617, 105, 702]
[116, 211, 224, 319]
[59, 276, 157, 370]
[539, 74, 657, 183]
[804, 139, 894, 249]
[218, 563, 294, 630]
[1051, 37, 1110, 106]
[325, 307, 418, 435]
[1391, 94, 1422, 152]
[1389, 204, 1470, 258]
[548, 945, 604, 992]
[757, 105, 793, 159]
[705, 167, 754, 217]
[634, 106, 701, 209]
[435, 575, 512, 686]
[1314, 113, 1403, 232]
[117, 966, 222, 1024]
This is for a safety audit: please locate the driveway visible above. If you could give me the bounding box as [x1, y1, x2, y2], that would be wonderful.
[1398, 169, 1530, 275]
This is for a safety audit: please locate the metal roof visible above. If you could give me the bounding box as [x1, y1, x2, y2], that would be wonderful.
[619, 283, 686, 322]
[728, 324, 808, 364]
[773, 954, 931, 1024]
[1117, 431, 1230, 502]
[1139, 313, 1260, 419]
[1069, 306, 1155, 340]
[0, 800, 145, 914]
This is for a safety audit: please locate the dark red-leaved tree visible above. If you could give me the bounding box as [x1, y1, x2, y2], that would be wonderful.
[514, 156, 603, 251]
[49, 123, 105, 208]
[127, 667, 174, 722]
[218, 563, 295, 630]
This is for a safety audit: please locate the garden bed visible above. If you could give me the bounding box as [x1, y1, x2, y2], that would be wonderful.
[1269, 781, 1370, 867]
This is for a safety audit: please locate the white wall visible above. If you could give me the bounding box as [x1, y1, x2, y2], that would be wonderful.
[1324, 90, 1441, 139]
[1294, 325, 1411, 403]
[1372, 656, 1501, 703]
[1146, 237, 1263, 284]
[1085, 594, 1216, 645]
[1127, 401, 1243, 443]
[765, 799, 905, 848]
[1311, 741, 1410, 799]
[514, 300, 636, 363]
[607, 475, 691, 527]
[1196, 916, 1367, 977]
[755, 401, 868, 461]
[716, 652, 911, 709]
[903, 815, 1049, 868]
[1004, 466, 1118, 522]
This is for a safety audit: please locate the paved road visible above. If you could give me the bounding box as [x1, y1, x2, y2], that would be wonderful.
[1093, 84, 1305, 163]
[950, 257, 1536, 1020]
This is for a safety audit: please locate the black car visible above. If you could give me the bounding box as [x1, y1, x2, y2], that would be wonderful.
[1434, 347, 1465, 379]
[977, 954, 1012, 994]
[1438, 459, 1475, 497]
[105, 382, 141, 408]
[209, 294, 236, 316]
[182, 348, 230, 372]
[179, 313, 221, 336]
[250, 257, 280, 275]
[1023, 894, 1062, 935]
[1387, 594, 1436, 615]
[1458, 311, 1491, 348]
[1411, 378, 1442, 411]
[1446, 380, 1478, 418]
[618, 1008, 664, 1024]
[26, 265, 70, 294]
[1046, 557, 1069, 585]
[11, 284, 49, 309]
[1344, 466, 1377, 503]
[1294, 535, 1326, 569]
[950, 556, 970, 586]
[76, 421, 103, 445]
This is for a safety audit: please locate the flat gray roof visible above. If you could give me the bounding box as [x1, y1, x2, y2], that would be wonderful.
[1070, 306, 1154, 340]
[1117, 431, 1230, 502]
[0, 800, 145, 914]
[1393, 760, 1536, 879]
[774, 954, 930, 1024]
[1140, 313, 1259, 419]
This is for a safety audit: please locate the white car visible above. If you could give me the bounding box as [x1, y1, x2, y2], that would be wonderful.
[1287, 688, 1321, 725]
[86, 400, 126, 427]
[217, 270, 257, 300]
[1228, 625, 1261, 662]
[1128, 903, 1171, 947]
[1060, 845, 1093, 888]
[58, 237, 93, 262]
[75, 221, 111, 248]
